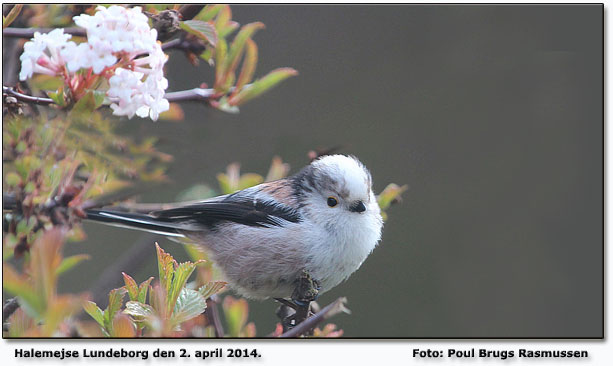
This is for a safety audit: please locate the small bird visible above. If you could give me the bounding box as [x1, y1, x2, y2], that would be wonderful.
[86, 155, 383, 300]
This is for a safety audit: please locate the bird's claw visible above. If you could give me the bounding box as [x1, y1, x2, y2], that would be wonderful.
[275, 270, 320, 334]
[291, 269, 320, 304]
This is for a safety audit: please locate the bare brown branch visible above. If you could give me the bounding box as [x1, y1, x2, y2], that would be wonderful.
[279, 297, 350, 338]
[3, 86, 54, 105]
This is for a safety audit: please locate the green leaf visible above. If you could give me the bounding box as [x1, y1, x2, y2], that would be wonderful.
[3, 5, 23, 29]
[225, 22, 265, 77]
[138, 277, 154, 303]
[156, 243, 176, 293]
[194, 4, 224, 22]
[83, 301, 105, 328]
[176, 184, 216, 202]
[223, 296, 249, 337]
[104, 288, 127, 330]
[214, 38, 228, 91]
[30, 74, 64, 91]
[93, 90, 106, 107]
[71, 90, 105, 115]
[48, 88, 66, 107]
[15, 140, 27, 153]
[377, 183, 409, 210]
[218, 21, 239, 39]
[238, 173, 264, 191]
[234, 38, 258, 93]
[217, 173, 233, 194]
[3, 266, 44, 318]
[180, 20, 218, 47]
[167, 261, 198, 315]
[199, 47, 214, 65]
[24, 181, 35, 193]
[198, 281, 226, 300]
[16, 219, 28, 236]
[215, 96, 240, 114]
[124, 301, 154, 317]
[5, 172, 21, 187]
[229, 68, 298, 106]
[213, 5, 239, 40]
[171, 288, 207, 325]
[56, 254, 90, 276]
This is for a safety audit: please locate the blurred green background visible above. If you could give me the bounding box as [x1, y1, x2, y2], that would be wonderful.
[65, 5, 602, 337]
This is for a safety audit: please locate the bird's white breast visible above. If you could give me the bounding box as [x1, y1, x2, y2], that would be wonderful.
[305, 199, 383, 293]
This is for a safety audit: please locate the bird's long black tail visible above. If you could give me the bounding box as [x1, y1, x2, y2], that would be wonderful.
[85, 209, 186, 237]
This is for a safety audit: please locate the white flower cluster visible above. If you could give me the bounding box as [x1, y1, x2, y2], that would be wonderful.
[18, 5, 169, 121]
[19, 29, 72, 81]
[107, 66, 169, 121]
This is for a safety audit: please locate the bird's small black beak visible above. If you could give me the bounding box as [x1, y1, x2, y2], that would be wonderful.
[350, 200, 366, 213]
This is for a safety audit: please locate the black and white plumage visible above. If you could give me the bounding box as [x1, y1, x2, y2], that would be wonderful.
[86, 155, 383, 299]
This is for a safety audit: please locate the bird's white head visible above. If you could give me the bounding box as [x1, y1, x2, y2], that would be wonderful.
[291, 155, 382, 231]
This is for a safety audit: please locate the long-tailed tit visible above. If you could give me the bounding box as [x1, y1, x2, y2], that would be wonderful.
[86, 155, 383, 300]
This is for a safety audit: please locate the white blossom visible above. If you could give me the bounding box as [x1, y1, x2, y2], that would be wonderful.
[74, 5, 158, 56]
[74, 5, 169, 120]
[18, 5, 170, 121]
[107, 65, 170, 121]
[19, 29, 72, 80]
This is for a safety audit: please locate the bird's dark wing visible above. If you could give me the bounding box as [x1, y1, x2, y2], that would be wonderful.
[151, 196, 302, 229]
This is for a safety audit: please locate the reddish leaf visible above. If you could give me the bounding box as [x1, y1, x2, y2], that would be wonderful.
[225, 22, 265, 76]
[233, 38, 258, 94]
[111, 314, 136, 337]
[122, 273, 139, 301]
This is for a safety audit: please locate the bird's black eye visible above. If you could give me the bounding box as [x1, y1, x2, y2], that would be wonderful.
[327, 196, 338, 207]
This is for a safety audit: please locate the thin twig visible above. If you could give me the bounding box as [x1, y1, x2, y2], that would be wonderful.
[3, 27, 86, 38]
[164, 88, 219, 103]
[279, 297, 350, 338]
[3, 85, 242, 106]
[161, 38, 182, 51]
[3, 86, 54, 105]
[205, 295, 225, 337]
